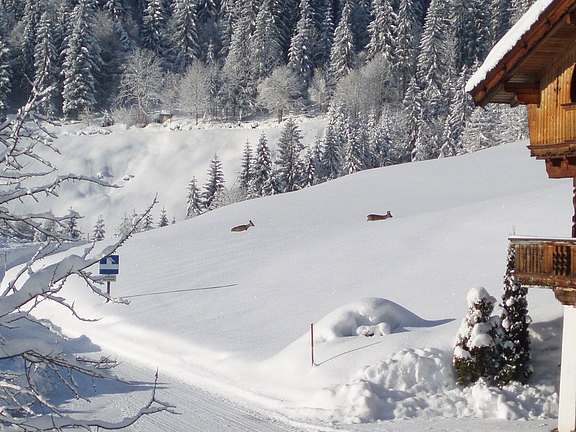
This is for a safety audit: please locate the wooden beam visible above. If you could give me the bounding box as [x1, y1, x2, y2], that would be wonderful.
[503, 81, 541, 105]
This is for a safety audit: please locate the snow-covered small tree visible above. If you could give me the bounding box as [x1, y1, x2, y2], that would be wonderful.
[179, 60, 211, 123]
[454, 286, 501, 386]
[93, 214, 106, 241]
[203, 154, 226, 209]
[63, 206, 82, 240]
[275, 118, 305, 192]
[498, 244, 532, 385]
[117, 48, 164, 125]
[250, 133, 275, 197]
[142, 212, 155, 230]
[186, 177, 204, 218]
[238, 141, 253, 193]
[158, 206, 169, 227]
[257, 66, 304, 123]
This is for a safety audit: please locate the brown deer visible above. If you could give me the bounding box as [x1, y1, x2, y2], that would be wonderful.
[366, 211, 393, 221]
[231, 220, 255, 232]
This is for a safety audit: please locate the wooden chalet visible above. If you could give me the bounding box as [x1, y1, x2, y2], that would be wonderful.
[468, 0, 576, 304]
[468, 1, 576, 428]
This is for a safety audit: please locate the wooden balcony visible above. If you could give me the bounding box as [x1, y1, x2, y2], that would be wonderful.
[510, 236, 576, 305]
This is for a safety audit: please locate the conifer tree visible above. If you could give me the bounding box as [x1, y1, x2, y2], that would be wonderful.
[238, 141, 253, 192]
[186, 177, 204, 218]
[320, 124, 342, 180]
[288, 0, 316, 83]
[250, 0, 282, 79]
[251, 133, 275, 197]
[498, 244, 532, 385]
[62, 0, 101, 120]
[20, 0, 41, 93]
[171, 0, 201, 72]
[328, 0, 356, 86]
[302, 148, 316, 188]
[203, 154, 225, 209]
[276, 118, 304, 192]
[0, 37, 11, 121]
[34, 12, 59, 117]
[440, 68, 473, 157]
[342, 118, 364, 174]
[313, 0, 334, 67]
[395, 0, 420, 96]
[142, 212, 154, 230]
[158, 207, 169, 227]
[141, 0, 168, 56]
[64, 207, 82, 240]
[93, 215, 106, 241]
[366, 0, 396, 62]
[454, 287, 501, 386]
[103, 0, 126, 22]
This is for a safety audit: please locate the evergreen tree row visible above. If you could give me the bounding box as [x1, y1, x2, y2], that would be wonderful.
[0, 0, 534, 164]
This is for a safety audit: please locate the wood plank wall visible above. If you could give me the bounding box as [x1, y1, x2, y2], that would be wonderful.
[527, 44, 576, 145]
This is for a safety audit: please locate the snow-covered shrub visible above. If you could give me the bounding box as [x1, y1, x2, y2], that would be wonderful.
[498, 244, 532, 384]
[454, 287, 501, 386]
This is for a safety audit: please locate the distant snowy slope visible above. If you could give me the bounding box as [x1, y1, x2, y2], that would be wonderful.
[27, 138, 569, 429]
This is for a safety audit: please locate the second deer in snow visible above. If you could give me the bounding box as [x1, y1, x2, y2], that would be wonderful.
[366, 211, 393, 221]
[231, 220, 255, 232]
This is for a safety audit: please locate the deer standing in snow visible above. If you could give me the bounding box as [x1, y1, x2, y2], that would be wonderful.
[231, 220, 255, 232]
[366, 211, 393, 221]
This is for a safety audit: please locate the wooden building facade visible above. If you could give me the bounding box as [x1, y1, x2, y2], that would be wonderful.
[468, 1, 576, 429]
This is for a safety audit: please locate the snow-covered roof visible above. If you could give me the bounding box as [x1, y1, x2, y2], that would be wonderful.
[466, 0, 555, 93]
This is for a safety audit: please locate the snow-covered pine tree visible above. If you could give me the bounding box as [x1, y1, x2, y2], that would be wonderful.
[238, 140, 253, 193]
[170, 0, 200, 72]
[158, 206, 169, 227]
[366, 0, 396, 63]
[250, 0, 282, 79]
[203, 154, 226, 209]
[328, 0, 356, 87]
[288, 0, 316, 83]
[312, 0, 334, 68]
[62, 0, 101, 120]
[342, 117, 365, 174]
[141, 0, 168, 56]
[64, 207, 82, 240]
[142, 212, 154, 230]
[402, 76, 422, 160]
[221, 4, 257, 119]
[0, 36, 11, 121]
[250, 132, 275, 197]
[497, 244, 532, 385]
[301, 148, 316, 188]
[20, 0, 41, 94]
[103, 0, 126, 23]
[275, 117, 305, 192]
[394, 0, 420, 97]
[440, 67, 473, 157]
[454, 286, 501, 386]
[490, 0, 513, 45]
[186, 177, 204, 218]
[320, 123, 342, 181]
[93, 214, 106, 241]
[34, 12, 59, 117]
[459, 106, 498, 153]
[114, 214, 133, 237]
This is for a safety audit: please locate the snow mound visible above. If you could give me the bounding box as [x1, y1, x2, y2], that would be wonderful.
[311, 348, 557, 424]
[314, 297, 447, 342]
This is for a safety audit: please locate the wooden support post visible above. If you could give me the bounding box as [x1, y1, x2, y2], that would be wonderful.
[573, 177, 576, 238]
[311, 323, 315, 367]
[559, 305, 576, 431]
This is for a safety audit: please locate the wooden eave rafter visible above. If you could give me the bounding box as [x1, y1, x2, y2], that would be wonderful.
[469, 0, 576, 106]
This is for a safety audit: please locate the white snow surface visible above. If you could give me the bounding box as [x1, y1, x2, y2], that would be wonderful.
[4, 118, 570, 430]
[466, 0, 555, 92]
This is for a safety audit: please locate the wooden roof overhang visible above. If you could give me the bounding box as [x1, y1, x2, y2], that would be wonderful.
[469, 0, 576, 107]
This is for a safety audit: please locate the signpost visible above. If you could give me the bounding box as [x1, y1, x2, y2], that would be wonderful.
[99, 255, 119, 300]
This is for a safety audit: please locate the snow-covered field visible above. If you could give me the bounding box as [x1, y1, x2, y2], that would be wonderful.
[5, 118, 572, 430]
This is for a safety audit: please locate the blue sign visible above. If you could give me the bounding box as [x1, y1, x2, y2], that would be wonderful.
[99, 255, 119, 275]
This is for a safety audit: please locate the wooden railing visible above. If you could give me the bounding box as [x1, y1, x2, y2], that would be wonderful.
[510, 237, 576, 304]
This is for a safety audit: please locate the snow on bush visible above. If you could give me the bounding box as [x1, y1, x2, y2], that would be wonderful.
[310, 347, 557, 424]
[313, 297, 433, 342]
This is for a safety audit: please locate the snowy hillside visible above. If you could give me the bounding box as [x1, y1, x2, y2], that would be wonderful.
[14, 130, 572, 430]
